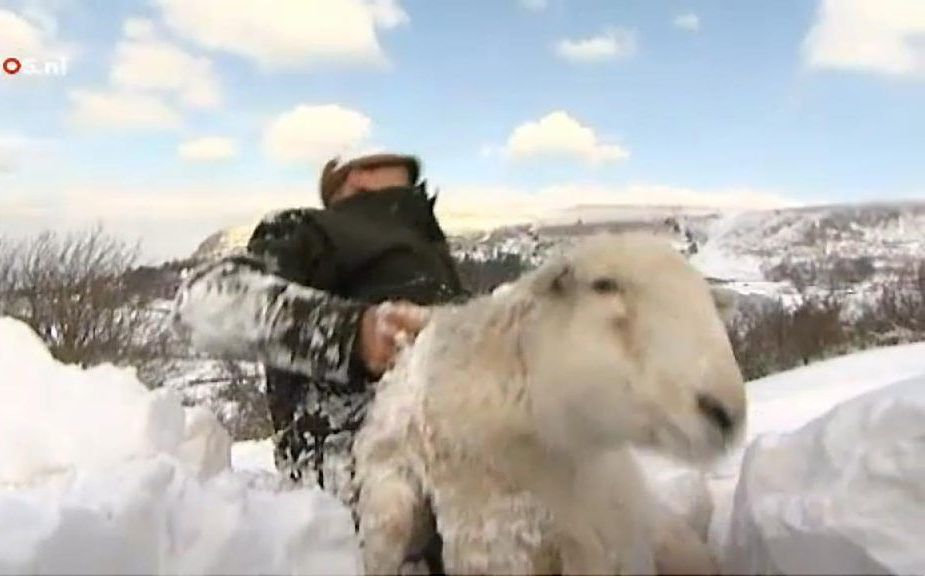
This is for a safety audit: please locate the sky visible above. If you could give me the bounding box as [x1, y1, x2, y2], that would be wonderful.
[1, 0, 924, 262]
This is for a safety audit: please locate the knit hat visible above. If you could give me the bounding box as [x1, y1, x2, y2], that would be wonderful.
[319, 153, 421, 207]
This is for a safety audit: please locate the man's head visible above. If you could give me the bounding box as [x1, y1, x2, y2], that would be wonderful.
[320, 153, 421, 207]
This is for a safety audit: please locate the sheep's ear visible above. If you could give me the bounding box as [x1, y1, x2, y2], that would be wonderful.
[531, 258, 575, 296]
[710, 285, 738, 324]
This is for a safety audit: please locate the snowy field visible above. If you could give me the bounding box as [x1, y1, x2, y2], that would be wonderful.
[1, 315, 924, 574]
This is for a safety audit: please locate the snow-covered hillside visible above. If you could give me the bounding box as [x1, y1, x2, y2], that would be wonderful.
[149, 201, 925, 438]
[2, 315, 924, 574]
[190, 201, 925, 289]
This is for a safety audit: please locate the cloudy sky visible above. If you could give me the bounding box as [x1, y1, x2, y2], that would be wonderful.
[1, 0, 924, 262]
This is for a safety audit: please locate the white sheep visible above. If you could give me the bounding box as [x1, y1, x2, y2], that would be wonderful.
[353, 233, 746, 575]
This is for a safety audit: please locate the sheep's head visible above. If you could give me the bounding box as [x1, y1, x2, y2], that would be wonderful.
[517, 233, 745, 464]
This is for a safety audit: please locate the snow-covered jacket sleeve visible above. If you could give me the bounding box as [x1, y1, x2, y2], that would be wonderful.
[171, 211, 366, 385]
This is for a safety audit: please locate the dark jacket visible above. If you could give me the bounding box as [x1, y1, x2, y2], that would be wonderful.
[172, 185, 466, 503]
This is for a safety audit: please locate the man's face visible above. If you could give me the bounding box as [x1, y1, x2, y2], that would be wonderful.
[331, 164, 411, 204]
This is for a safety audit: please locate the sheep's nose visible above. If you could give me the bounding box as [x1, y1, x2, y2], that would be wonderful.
[696, 393, 735, 437]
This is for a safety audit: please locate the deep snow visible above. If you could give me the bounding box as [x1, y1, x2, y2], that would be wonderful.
[2, 314, 924, 575]
[0, 317, 361, 575]
[726, 374, 925, 574]
[703, 342, 925, 574]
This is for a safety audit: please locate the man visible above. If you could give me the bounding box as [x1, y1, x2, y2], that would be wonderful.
[172, 153, 466, 507]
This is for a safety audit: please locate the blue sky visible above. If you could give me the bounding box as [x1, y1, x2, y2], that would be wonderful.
[1, 0, 924, 261]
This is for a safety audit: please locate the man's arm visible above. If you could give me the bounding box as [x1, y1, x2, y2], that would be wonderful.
[171, 210, 365, 384]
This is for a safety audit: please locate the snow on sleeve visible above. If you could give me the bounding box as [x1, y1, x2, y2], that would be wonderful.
[0, 317, 361, 574]
[172, 256, 364, 384]
[724, 374, 925, 575]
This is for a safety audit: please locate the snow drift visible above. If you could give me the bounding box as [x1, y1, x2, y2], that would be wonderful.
[726, 374, 925, 574]
[0, 317, 360, 575]
[701, 342, 925, 574]
[3, 312, 924, 575]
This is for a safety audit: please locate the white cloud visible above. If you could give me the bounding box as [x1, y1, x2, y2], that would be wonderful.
[804, 0, 925, 76]
[178, 137, 238, 162]
[0, 183, 321, 262]
[155, 0, 408, 71]
[366, 0, 410, 28]
[0, 138, 21, 172]
[0, 132, 61, 173]
[66, 18, 220, 130]
[0, 134, 57, 174]
[0, 9, 47, 55]
[123, 17, 157, 40]
[502, 111, 629, 164]
[111, 19, 222, 109]
[436, 183, 796, 232]
[263, 104, 373, 164]
[67, 90, 182, 130]
[538, 183, 793, 211]
[555, 27, 636, 64]
[520, 0, 548, 11]
[673, 13, 700, 32]
[0, 7, 69, 58]
[0, 178, 798, 262]
[0, 136, 27, 173]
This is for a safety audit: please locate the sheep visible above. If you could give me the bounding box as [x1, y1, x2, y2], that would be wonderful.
[353, 233, 746, 575]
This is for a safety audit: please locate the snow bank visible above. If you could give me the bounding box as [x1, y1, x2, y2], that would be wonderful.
[0, 317, 194, 483]
[726, 374, 925, 574]
[5, 310, 923, 575]
[720, 343, 925, 574]
[0, 317, 361, 575]
[231, 438, 277, 474]
[743, 341, 925, 441]
[640, 342, 925, 574]
[0, 459, 361, 574]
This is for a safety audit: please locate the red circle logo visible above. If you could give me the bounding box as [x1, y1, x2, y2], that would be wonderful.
[3, 57, 22, 75]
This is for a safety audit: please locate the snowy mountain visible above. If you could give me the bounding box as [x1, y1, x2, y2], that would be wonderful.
[190, 223, 259, 263]
[144, 200, 924, 439]
[190, 201, 925, 288]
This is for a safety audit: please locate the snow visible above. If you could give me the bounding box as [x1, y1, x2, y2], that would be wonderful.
[225, 341, 925, 575]
[4, 310, 925, 575]
[742, 341, 925, 441]
[230, 438, 277, 474]
[0, 317, 361, 575]
[726, 375, 925, 575]
[712, 343, 925, 574]
[690, 211, 766, 282]
[0, 317, 189, 483]
[644, 341, 925, 575]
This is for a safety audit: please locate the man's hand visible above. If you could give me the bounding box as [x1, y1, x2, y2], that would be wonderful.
[359, 301, 431, 378]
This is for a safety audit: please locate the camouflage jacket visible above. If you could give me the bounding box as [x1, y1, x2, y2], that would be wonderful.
[172, 186, 464, 504]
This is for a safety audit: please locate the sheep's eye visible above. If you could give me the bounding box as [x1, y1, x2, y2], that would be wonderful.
[591, 277, 621, 294]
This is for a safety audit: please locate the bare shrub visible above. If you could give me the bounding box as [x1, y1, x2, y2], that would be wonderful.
[0, 238, 16, 308]
[729, 263, 925, 381]
[214, 359, 273, 441]
[0, 226, 163, 367]
[765, 249, 877, 293]
[853, 261, 925, 344]
[828, 256, 876, 286]
[456, 253, 528, 294]
[727, 293, 848, 381]
[764, 258, 818, 292]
